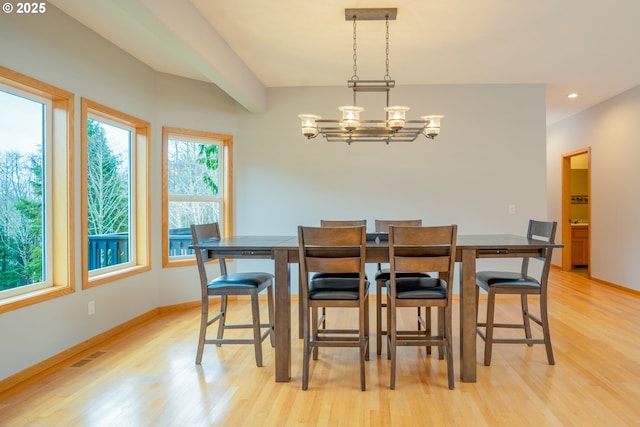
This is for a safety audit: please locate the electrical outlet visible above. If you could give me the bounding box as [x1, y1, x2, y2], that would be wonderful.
[508, 204, 516, 215]
[88, 300, 95, 316]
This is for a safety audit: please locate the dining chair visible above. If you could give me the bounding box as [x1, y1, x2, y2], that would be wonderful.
[312, 220, 367, 332]
[191, 223, 274, 367]
[320, 220, 367, 228]
[373, 219, 429, 356]
[298, 225, 370, 390]
[475, 219, 557, 366]
[387, 225, 457, 390]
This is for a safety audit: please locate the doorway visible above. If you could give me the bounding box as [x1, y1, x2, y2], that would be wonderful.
[561, 148, 591, 276]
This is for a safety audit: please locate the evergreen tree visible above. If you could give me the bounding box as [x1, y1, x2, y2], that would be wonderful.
[86, 119, 129, 236]
[167, 140, 221, 229]
[197, 143, 219, 196]
[0, 151, 43, 288]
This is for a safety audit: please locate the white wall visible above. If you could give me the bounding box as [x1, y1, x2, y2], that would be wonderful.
[235, 84, 548, 235]
[547, 85, 640, 291]
[0, 6, 239, 381]
[0, 5, 550, 381]
[233, 84, 549, 279]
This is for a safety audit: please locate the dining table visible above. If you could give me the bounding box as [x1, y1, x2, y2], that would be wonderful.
[192, 233, 562, 383]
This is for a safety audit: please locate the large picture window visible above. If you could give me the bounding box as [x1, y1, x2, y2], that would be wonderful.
[0, 66, 74, 313]
[86, 117, 133, 272]
[162, 128, 233, 267]
[81, 99, 150, 287]
[0, 86, 51, 295]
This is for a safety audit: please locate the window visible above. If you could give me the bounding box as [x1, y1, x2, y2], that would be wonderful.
[162, 127, 233, 267]
[81, 99, 150, 288]
[0, 86, 50, 296]
[0, 66, 74, 313]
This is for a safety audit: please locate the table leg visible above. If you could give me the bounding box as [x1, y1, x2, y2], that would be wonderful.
[460, 248, 477, 382]
[274, 248, 291, 382]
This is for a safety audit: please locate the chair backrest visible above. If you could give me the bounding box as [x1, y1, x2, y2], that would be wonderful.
[522, 219, 557, 285]
[320, 219, 367, 227]
[191, 223, 227, 290]
[375, 219, 422, 233]
[298, 225, 367, 299]
[388, 225, 457, 297]
[374, 220, 423, 268]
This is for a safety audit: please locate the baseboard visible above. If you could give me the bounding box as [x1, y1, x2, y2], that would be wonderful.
[550, 264, 640, 297]
[0, 301, 199, 396]
[590, 276, 640, 297]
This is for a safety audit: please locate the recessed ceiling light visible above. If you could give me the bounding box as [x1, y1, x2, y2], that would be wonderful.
[568, 93, 579, 99]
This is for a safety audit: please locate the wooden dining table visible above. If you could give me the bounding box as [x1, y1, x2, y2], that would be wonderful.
[192, 233, 562, 383]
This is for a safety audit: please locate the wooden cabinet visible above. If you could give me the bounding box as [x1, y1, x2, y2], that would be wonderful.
[571, 225, 589, 267]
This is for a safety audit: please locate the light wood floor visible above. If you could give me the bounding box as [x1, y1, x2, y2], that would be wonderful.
[1, 268, 639, 426]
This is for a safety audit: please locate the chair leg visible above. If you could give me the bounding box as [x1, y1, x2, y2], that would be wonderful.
[267, 285, 275, 347]
[386, 297, 392, 360]
[446, 305, 455, 390]
[521, 294, 533, 346]
[312, 307, 319, 360]
[321, 307, 327, 329]
[376, 279, 384, 356]
[540, 295, 555, 365]
[364, 297, 370, 362]
[475, 285, 480, 324]
[251, 293, 263, 367]
[437, 307, 445, 360]
[216, 295, 228, 345]
[360, 339, 366, 391]
[425, 307, 432, 355]
[195, 296, 209, 364]
[475, 284, 482, 333]
[360, 298, 367, 391]
[302, 304, 311, 390]
[389, 299, 397, 389]
[484, 289, 496, 366]
[298, 269, 304, 340]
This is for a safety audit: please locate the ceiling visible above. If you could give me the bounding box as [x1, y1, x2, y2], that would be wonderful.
[49, 0, 640, 125]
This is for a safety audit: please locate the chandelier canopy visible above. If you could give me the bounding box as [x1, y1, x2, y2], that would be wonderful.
[298, 8, 443, 144]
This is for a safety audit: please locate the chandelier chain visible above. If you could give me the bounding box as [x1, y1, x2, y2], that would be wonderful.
[351, 17, 359, 81]
[384, 16, 391, 81]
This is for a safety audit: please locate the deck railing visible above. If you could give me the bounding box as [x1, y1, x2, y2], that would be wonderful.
[88, 228, 194, 270]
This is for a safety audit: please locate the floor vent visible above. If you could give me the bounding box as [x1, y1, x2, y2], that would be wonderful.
[71, 351, 106, 367]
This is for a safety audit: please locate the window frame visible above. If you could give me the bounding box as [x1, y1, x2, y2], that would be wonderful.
[161, 127, 233, 268]
[81, 98, 150, 288]
[85, 115, 137, 276]
[0, 83, 52, 297]
[0, 66, 74, 313]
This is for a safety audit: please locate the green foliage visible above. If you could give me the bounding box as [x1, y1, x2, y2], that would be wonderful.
[0, 151, 43, 289]
[196, 143, 219, 196]
[166, 139, 221, 232]
[86, 119, 129, 236]
[14, 197, 43, 284]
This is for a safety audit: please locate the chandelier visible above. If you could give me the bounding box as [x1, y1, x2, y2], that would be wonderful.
[298, 8, 443, 144]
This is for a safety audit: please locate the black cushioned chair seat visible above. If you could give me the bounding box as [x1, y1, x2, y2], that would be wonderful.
[208, 272, 274, 290]
[386, 277, 447, 299]
[375, 268, 430, 281]
[309, 277, 370, 300]
[312, 272, 367, 280]
[476, 271, 541, 292]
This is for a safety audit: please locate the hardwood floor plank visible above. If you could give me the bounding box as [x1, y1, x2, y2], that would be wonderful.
[1, 268, 639, 426]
